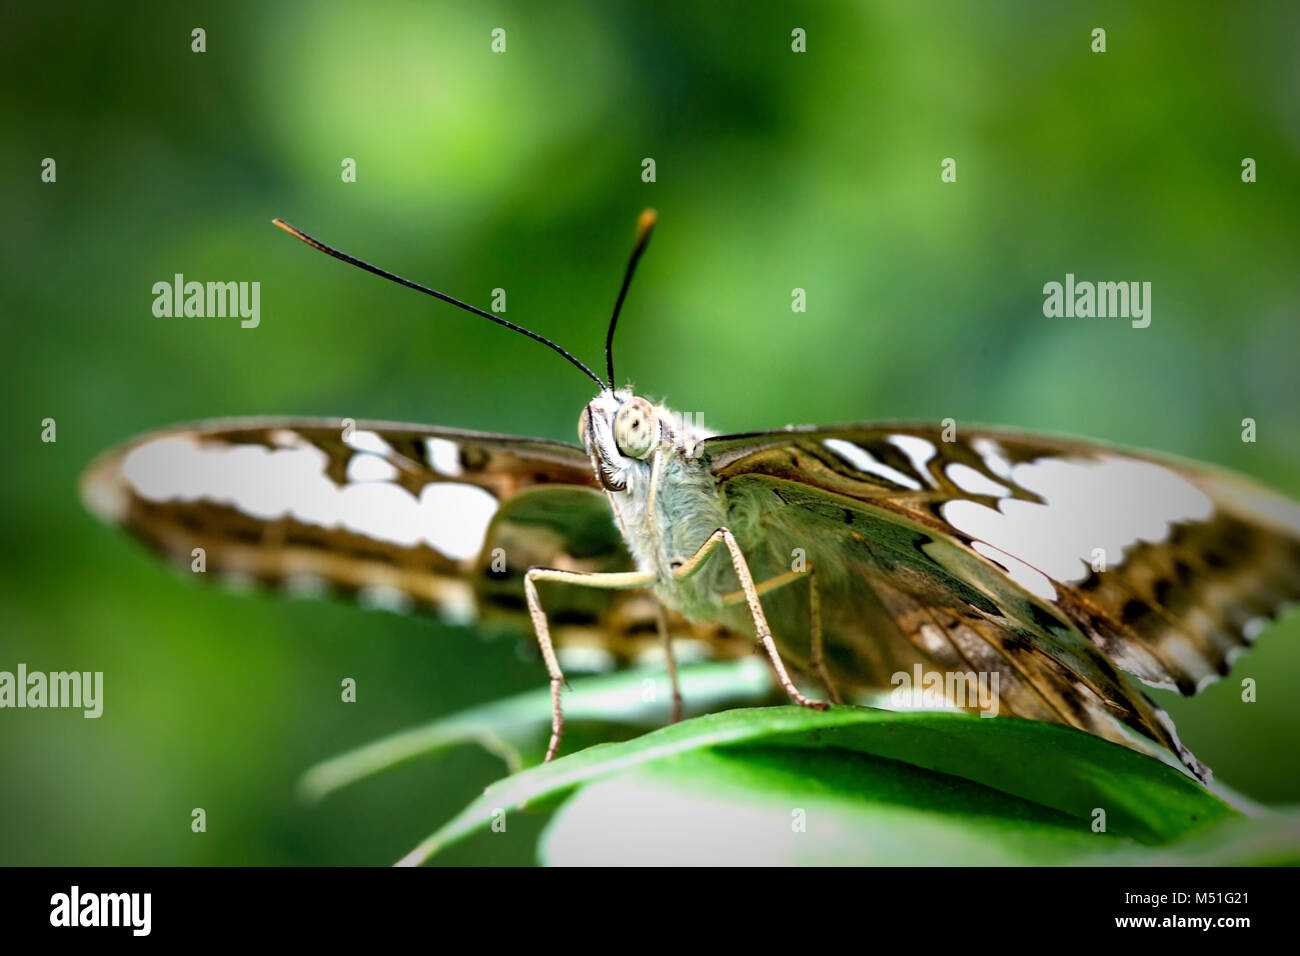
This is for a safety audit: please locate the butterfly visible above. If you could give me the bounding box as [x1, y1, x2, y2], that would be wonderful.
[81, 210, 1300, 781]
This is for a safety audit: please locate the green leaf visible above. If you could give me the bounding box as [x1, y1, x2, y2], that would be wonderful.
[298, 659, 775, 801]
[396, 705, 1235, 866]
[1083, 809, 1300, 866]
[539, 746, 1124, 865]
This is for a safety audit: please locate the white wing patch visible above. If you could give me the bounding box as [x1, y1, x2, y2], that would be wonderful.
[972, 438, 1015, 480]
[357, 584, 415, 614]
[943, 456, 1214, 583]
[346, 453, 399, 483]
[970, 541, 1056, 601]
[824, 438, 923, 490]
[417, 484, 498, 560]
[889, 434, 936, 483]
[425, 437, 464, 477]
[345, 429, 393, 455]
[946, 462, 1009, 498]
[282, 573, 330, 599]
[121, 435, 496, 561]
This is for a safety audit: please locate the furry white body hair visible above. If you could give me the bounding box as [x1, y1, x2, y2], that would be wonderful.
[581, 389, 741, 619]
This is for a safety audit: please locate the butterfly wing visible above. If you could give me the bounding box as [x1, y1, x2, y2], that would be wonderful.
[699, 424, 1300, 778]
[79, 417, 707, 664]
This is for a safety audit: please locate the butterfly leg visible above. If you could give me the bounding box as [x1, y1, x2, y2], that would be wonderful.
[802, 566, 842, 705]
[718, 566, 842, 704]
[675, 529, 830, 711]
[654, 602, 684, 723]
[524, 566, 656, 762]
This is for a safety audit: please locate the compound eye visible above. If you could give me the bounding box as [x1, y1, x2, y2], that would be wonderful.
[613, 398, 657, 460]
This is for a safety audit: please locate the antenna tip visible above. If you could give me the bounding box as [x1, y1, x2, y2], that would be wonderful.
[271, 218, 320, 250]
[636, 208, 657, 240]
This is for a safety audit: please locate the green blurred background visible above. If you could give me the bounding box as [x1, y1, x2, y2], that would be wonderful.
[2, 0, 1298, 864]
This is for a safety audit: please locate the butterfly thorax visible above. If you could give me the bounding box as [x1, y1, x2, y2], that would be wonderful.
[581, 390, 731, 614]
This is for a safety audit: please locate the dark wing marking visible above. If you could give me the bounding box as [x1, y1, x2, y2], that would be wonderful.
[700, 424, 1300, 778]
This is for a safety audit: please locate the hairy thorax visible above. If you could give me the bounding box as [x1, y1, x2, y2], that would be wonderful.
[620, 444, 733, 619]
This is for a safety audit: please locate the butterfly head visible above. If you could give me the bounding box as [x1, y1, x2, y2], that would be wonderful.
[579, 389, 658, 493]
[578, 388, 710, 493]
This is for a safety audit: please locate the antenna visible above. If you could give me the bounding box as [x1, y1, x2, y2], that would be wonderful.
[271, 218, 607, 389]
[604, 208, 658, 388]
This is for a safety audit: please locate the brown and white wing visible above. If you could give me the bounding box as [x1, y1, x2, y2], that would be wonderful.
[700, 424, 1300, 778]
[79, 418, 712, 663]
